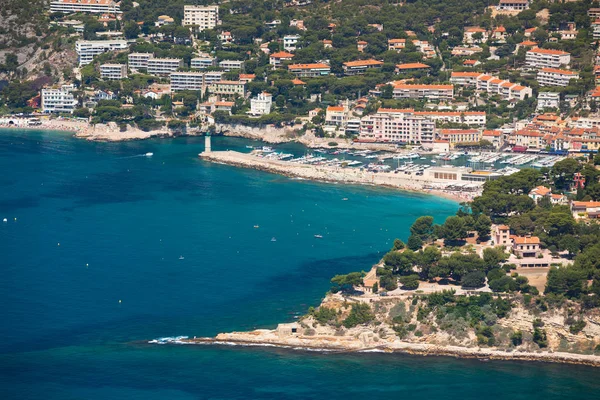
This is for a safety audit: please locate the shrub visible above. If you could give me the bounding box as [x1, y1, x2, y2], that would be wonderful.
[533, 328, 548, 348]
[533, 318, 544, 328]
[487, 268, 505, 282]
[569, 320, 586, 334]
[343, 303, 375, 328]
[511, 330, 523, 346]
[312, 306, 338, 325]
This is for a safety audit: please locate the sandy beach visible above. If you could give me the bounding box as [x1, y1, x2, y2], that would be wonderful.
[200, 150, 481, 202]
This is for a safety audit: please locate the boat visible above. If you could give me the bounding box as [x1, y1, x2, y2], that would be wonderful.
[262, 146, 274, 152]
[342, 198, 348, 201]
[314, 234, 323, 239]
[179, 256, 185, 260]
[419, 157, 426, 160]
[254, 225, 259, 228]
[245, 145, 254, 149]
[271, 237, 277, 242]
[431, 160, 436, 163]
[145, 152, 153, 157]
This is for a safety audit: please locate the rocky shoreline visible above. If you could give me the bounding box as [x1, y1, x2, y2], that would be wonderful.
[157, 333, 600, 367]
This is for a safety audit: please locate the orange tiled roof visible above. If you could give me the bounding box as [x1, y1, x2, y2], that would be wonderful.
[540, 68, 578, 75]
[343, 59, 384, 67]
[452, 71, 481, 77]
[396, 62, 430, 69]
[288, 63, 330, 70]
[270, 51, 295, 58]
[528, 47, 570, 56]
[513, 236, 541, 244]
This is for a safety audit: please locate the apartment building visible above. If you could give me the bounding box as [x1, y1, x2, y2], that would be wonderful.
[100, 63, 127, 80]
[388, 39, 406, 51]
[270, 51, 294, 68]
[514, 129, 544, 149]
[475, 74, 533, 100]
[191, 55, 216, 69]
[342, 59, 384, 75]
[497, 0, 530, 11]
[75, 40, 128, 66]
[438, 129, 482, 147]
[250, 92, 273, 116]
[589, 8, 600, 19]
[359, 108, 435, 144]
[41, 85, 78, 114]
[325, 105, 348, 127]
[415, 111, 487, 126]
[147, 58, 183, 76]
[50, 0, 121, 14]
[208, 81, 246, 97]
[450, 71, 481, 86]
[526, 48, 571, 69]
[283, 35, 301, 51]
[287, 63, 331, 78]
[170, 72, 206, 91]
[203, 71, 224, 85]
[451, 46, 483, 56]
[537, 92, 560, 110]
[182, 5, 219, 31]
[219, 60, 244, 71]
[128, 53, 153, 71]
[593, 19, 600, 40]
[392, 84, 454, 101]
[537, 68, 579, 87]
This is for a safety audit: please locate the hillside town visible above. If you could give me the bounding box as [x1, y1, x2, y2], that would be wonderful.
[0, 0, 600, 157]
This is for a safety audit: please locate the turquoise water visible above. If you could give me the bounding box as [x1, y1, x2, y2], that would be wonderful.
[0, 129, 598, 399]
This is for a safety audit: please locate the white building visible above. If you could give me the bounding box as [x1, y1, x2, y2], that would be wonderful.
[250, 92, 273, 116]
[392, 84, 454, 101]
[183, 5, 219, 31]
[170, 72, 206, 91]
[526, 48, 571, 69]
[50, 0, 121, 14]
[536, 92, 560, 110]
[218, 60, 244, 71]
[208, 81, 246, 98]
[75, 40, 128, 66]
[325, 105, 348, 128]
[41, 85, 78, 114]
[537, 68, 579, 87]
[147, 58, 183, 76]
[191, 55, 216, 69]
[283, 35, 301, 52]
[100, 64, 127, 80]
[203, 71, 224, 86]
[450, 72, 482, 86]
[497, 0, 529, 11]
[128, 53, 153, 71]
[359, 108, 435, 144]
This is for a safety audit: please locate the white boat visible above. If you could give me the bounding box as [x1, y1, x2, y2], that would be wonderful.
[245, 145, 254, 149]
[262, 146, 274, 152]
[419, 157, 426, 160]
[314, 234, 323, 239]
[145, 152, 153, 157]
[271, 237, 277, 242]
[179, 256, 185, 260]
[431, 160, 436, 163]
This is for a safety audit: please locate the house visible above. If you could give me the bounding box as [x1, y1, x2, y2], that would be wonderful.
[323, 39, 333, 48]
[512, 236, 541, 258]
[463, 59, 481, 67]
[482, 130, 504, 149]
[451, 46, 483, 56]
[492, 26, 507, 41]
[283, 35, 301, 51]
[357, 40, 368, 53]
[493, 224, 511, 246]
[570, 201, 600, 219]
[239, 74, 256, 83]
[250, 92, 272, 116]
[289, 19, 306, 31]
[342, 59, 383, 75]
[269, 51, 294, 68]
[537, 92, 560, 110]
[388, 39, 406, 51]
[155, 15, 174, 27]
[219, 31, 233, 45]
[528, 186, 552, 202]
[551, 194, 568, 205]
[463, 27, 488, 45]
[395, 63, 431, 74]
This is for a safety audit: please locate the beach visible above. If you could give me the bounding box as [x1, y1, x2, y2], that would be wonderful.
[200, 150, 481, 202]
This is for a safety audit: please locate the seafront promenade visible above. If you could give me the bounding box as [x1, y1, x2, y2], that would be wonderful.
[199, 150, 482, 201]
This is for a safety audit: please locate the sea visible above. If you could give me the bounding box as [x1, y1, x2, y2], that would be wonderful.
[0, 129, 598, 399]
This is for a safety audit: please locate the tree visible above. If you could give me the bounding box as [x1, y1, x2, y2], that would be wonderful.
[461, 271, 486, 289]
[392, 239, 405, 250]
[441, 216, 467, 244]
[559, 235, 580, 257]
[475, 215, 492, 241]
[5, 53, 18, 71]
[399, 275, 420, 290]
[124, 21, 140, 39]
[383, 250, 416, 275]
[331, 272, 364, 293]
[483, 247, 508, 271]
[511, 330, 523, 346]
[407, 234, 423, 251]
[545, 267, 587, 299]
[410, 216, 434, 241]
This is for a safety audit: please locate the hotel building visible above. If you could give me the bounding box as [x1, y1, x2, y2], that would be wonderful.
[41, 85, 78, 114]
[50, 0, 121, 14]
[75, 40, 128, 66]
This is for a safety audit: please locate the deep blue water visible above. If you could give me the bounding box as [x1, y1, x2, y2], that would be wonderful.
[0, 129, 598, 399]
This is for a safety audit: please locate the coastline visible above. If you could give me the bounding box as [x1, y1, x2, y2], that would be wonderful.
[170, 335, 600, 368]
[200, 150, 478, 202]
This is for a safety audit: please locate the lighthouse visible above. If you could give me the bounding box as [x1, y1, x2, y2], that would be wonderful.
[204, 133, 211, 153]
